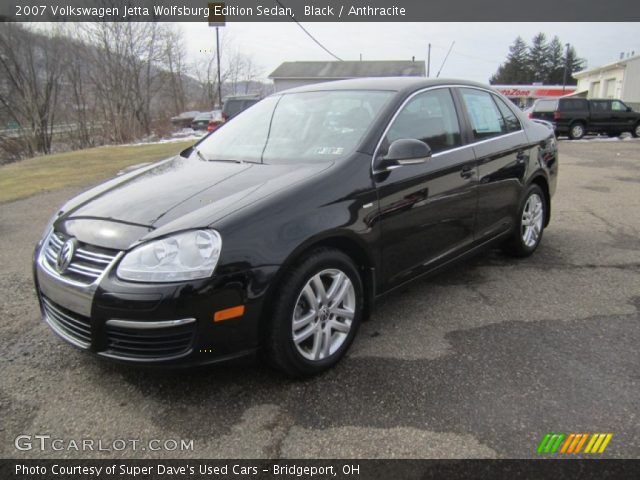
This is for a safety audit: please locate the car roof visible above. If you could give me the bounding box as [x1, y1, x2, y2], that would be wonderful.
[277, 77, 493, 95]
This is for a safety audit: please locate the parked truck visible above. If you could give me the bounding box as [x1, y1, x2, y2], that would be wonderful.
[530, 97, 640, 139]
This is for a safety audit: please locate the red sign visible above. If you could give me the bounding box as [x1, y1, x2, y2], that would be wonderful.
[494, 86, 577, 98]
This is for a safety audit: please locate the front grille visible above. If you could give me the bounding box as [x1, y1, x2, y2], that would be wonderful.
[43, 231, 119, 285]
[42, 296, 92, 348]
[105, 322, 195, 359]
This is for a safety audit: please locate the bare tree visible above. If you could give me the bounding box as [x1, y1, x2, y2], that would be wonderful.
[160, 25, 188, 116]
[0, 24, 65, 158]
[76, 22, 166, 143]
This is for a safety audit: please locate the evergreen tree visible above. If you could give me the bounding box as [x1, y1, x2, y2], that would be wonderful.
[490, 34, 585, 85]
[528, 33, 550, 83]
[547, 36, 565, 84]
[490, 36, 530, 84]
[565, 46, 585, 85]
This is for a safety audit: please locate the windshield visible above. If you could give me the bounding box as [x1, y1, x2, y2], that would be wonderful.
[196, 90, 393, 164]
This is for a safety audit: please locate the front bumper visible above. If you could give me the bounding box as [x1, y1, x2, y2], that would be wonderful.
[34, 234, 278, 367]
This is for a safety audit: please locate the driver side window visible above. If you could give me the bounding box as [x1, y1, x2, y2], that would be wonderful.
[384, 88, 462, 154]
[611, 100, 627, 111]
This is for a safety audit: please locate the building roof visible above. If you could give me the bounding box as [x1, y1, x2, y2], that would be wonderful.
[573, 54, 640, 78]
[269, 61, 426, 80]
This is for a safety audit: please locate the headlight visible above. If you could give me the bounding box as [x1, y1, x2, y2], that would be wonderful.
[117, 230, 222, 282]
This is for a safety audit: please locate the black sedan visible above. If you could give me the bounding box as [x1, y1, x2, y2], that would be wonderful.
[34, 78, 558, 376]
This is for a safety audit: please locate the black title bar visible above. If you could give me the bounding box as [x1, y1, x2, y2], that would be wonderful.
[2, 0, 640, 22]
[2, 459, 640, 480]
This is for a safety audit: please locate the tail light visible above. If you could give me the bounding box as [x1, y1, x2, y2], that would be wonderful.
[528, 112, 533, 118]
[553, 112, 561, 120]
[222, 112, 228, 122]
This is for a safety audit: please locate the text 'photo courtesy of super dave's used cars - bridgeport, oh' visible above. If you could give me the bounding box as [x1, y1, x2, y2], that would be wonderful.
[34, 77, 557, 377]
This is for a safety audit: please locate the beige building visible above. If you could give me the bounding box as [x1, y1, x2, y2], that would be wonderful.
[573, 54, 640, 109]
[269, 60, 425, 92]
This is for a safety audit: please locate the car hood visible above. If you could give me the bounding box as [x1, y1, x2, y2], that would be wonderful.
[61, 155, 332, 241]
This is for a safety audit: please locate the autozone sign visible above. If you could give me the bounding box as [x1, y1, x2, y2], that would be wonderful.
[494, 85, 577, 98]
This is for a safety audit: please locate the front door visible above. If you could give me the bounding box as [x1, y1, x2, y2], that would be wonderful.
[611, 100, 637, 133]
[374, 87, 478, 290]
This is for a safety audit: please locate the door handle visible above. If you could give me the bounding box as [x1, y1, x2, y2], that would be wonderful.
[460, 166, 474, 179]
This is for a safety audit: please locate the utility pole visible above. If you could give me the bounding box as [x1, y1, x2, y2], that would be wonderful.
[562, 43, 570, 94]
[208, 3, 225, 109]
[216, 26, 222, 108]
[436, 41, 455, 78]
[427, 43, 431, 77]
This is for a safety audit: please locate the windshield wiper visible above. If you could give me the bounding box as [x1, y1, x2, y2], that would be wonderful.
[193, 147, 244, 164]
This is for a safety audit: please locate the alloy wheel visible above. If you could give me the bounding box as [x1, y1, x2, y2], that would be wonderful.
[571, 124, 584, 139]
[521, 193, 544, 248]
[291, 269, 355, 361]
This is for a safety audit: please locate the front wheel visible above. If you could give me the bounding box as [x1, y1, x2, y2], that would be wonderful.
[266, 248, 363, 377]
[503, 185, 547, 257]
[569, 122, 585, 140]
[632, 123, 640, 138]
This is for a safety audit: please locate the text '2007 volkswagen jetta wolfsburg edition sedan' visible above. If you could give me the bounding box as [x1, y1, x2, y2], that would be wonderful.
[34, 78, 557, 376]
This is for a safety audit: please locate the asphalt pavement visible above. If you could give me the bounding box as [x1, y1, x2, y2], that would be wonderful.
[1, 139, 638, 459]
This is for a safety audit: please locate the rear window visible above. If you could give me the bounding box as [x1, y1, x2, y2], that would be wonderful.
[533, 100, 558, 112]
[559, 99, 588, 111]
[223, 100, 244, 117]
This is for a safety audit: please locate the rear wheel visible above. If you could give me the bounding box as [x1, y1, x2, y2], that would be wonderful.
[266, 248, 363, 377]
[569, 122, 585, 140]
[503, 185, 547, 257]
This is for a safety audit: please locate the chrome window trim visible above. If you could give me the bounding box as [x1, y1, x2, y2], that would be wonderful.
[106, 318, 196, 329]
[371, 84, 527, 175]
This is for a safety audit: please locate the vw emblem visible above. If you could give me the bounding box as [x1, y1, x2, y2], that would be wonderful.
[56, 238, 77, 274]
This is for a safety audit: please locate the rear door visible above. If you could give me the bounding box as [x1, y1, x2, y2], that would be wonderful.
[456, 87, 529, 240]
[374, 87, 478, 289]
[588, 100, 612, 132]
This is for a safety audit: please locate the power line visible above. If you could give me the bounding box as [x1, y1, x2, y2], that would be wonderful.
[274, 0, 343, 61]
[430, 42, 499, 65]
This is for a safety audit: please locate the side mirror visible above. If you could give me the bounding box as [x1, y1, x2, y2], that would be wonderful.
[378, 139, 432, 170]
[627, 106, 633, 112]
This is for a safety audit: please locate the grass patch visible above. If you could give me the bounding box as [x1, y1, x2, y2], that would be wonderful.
[0, 140, 195, 204]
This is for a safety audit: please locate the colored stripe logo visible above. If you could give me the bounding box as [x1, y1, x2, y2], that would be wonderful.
[537, 433, 612, 454]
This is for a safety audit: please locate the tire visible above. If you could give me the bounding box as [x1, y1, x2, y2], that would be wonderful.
[632, 123, 640, 138]
[568, 122, 585, 140]
[502, 184, 547, 258]
[266, 248, 363, 377]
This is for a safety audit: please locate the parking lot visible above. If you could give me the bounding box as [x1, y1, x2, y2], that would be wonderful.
[1, 139, 639, 459]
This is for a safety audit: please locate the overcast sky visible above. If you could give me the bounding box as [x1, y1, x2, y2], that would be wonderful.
[183, 22, 640, 83]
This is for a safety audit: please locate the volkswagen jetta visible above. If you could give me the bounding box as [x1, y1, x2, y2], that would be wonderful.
[34, 78, 558, 376]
